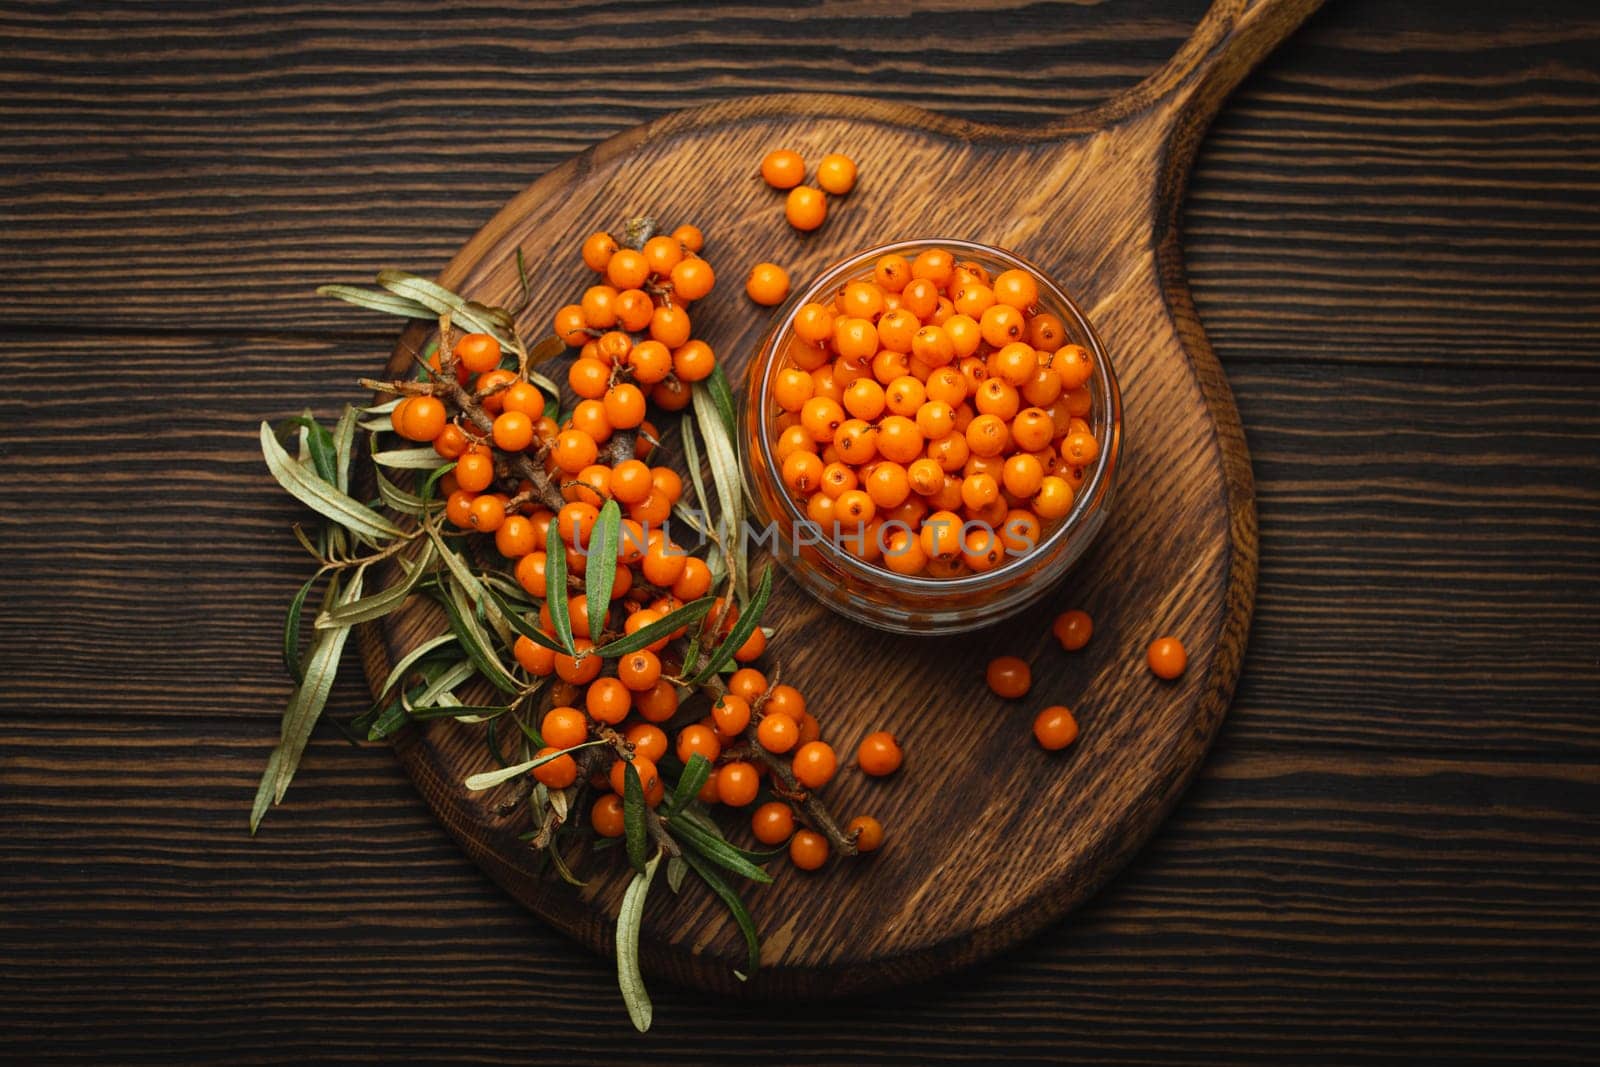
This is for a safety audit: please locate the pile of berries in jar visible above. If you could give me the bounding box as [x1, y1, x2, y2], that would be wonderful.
[766, 245, 1102, 578]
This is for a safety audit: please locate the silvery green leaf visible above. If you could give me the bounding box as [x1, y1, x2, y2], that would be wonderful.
[316, 283, 435, 319]
[617, 851, 662, 1033]
[666, 856, 687, 894]
[623, 760, 648, 875]
[691, 385, 746, 600]
[463, 739, 604, 790]
[585, 500, 621, 641]
[333, 404, 360, 494]
[427, 526, 509, 641]
[442, 578, 519, 694]
[544, 527, 576, 655]
[679, 847, 761, 976]
[261, 422, 401, 543]
[376, 270, 517, 349]
[413, 658, 475, 708]
[372, 446, 448, 470]
[316, 540, 434, 627]
[689, 566, 773, 683]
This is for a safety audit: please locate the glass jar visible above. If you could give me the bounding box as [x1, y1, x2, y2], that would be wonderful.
[739, 238, 1122, 634]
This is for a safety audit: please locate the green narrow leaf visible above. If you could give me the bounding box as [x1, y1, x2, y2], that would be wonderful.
[665, 753, 712, 814]
[689, 566, 773, 683]
[691, 386, 745, 594]
[287, 413, 337, 485]
[544, 527, 576, 655]
[371, 446, 448, 470]
[265, 568, 366, 810]
[281, 574, 318, 683]
[463, 740, 605, 791]
[484, 584, 566, 653]
[366, 699, 408, 740]
[515, 247, 531, 309]
[617, 851, 661, 1033]
[671, 818, 774, 885]
[250, 747, 284, 833]
[315, 540, 435, 627]
[316, 283, 436, 319]
[376, 270, 516, 348]
[623, 760, 648, 875]
[261, 422, 402, 543]
[425, 525, 508, 640]
[332, 404, 360, 494]
[591, 595, 715, 657]
[706, 363, 738, 440]
[413, 658, 475, 709]
[666, 856, 687, 894]
[441, 578, 520, 693]
[679, 847, 761, 976]
[374, 467, 427, 516]
[585, 500, 621, 641]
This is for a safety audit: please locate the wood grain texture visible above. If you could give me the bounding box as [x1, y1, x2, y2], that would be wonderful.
[361, 0, 1326, 997]
[2, 0, 1599, 1061]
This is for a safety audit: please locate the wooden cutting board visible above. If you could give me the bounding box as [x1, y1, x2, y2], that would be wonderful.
[360, 0, 1318, 999]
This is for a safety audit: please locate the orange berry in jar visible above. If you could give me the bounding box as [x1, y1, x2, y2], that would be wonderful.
[848, 815, 884, 853]
[760, 148, 805, 190]
[985, 655, 1031, 699]
[1023, 363, 1064, 407]
[1001, 509, 1041, 555]
[882, 526, 928, 576]
[1054, 344, 1094, 390]
[1062, 431, 1100, 467]
[1033, 475, 1074, 520]
[1148, 636, 1187, 679]
[856, 731, 903, 777]
[716, 761, 760, 807]
[1012, 407, 1055, 453]
[991, 268, 1039, 311]
[979, 303, 1026, 347]
[799, 395, 845, 443]
[1033, 705, 1079, 751]
[840, 280, 885, 321]
[961, 526, 1005, 572]
[792, 741, 837, 788]
[785, 185, 828, 231]
[751, 801, 796, 846]
[757, 711, 799, 754]
[746, 262, 791, 306]
[910, 247, 954, 287]
[965, 413, 1010, 458]
[992, 341, 1038, 388]
[974, 378, 1021, 421]
[816, 152, 857, 195]
[789, 829, 829, 871]
[874, 415, 922, 464]
[865, 461, 911, 510]
[1002, 453, 1045, 498]
[919, 509, 964, 559]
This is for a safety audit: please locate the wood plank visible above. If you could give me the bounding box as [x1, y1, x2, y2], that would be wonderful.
[0, 0, 1596, 372]
[1, 716, 1594, 1062]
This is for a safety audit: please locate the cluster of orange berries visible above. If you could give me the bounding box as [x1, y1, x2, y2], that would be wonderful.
[769, 247, 1101, 578]
[759, 149, 857, 232]
[552, 224, 719, 415]
[984, 611, 1188, 751]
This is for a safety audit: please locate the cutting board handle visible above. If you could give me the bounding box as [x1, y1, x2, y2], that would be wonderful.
[1052, 0, 1324, 140]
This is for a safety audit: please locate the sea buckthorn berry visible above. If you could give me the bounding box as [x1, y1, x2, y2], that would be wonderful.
[910, 324, 956, 368]
[454, 332, 502, 375]
[431, 422, 469, 461]
[514, 634, 557, 677]
[726, 669, 768, 704]
[820, 461, 858, 499]
[816, 152, 857, 195]
[840, 377, 886, 421]
[556, 501, 599, 550]
[676, 723, 722, 766]
[865, 462, 911, 509]
[910, 247, 954, 287]
[782, 450, 824, 494]
[712, 693, 752, 736]
[670, 257, 716, 302]
[979, 303, 1026, 347]
[640, 233, 683, 277]
[634, 679, 680, 724]
[1034, 475, 1074, 520]
[1053, 609, 1093, 651]
[552, 429, 598, 474]
[569, 399, 613, 443]
[962, 526, 1005, 571]
[951, 280, 995, 319]
[920, 509, 964, 559]
[532, 747, 577, 789]
[872, 415, 921, 464]
[1148, 636, 1187, 679]
[751, 802, 796, 845]
[785, 185, 827, 231]
[400, 395, 448, 443]
[1001, 509, 1041, 555]
[645, 377, 688, 412]
[603, 382, 647, 430]
[760, 148, 805, 190]
[1049, 343, 1091, 389]
[672, 339, 716, 383]
[648, 304, 693, 349]
[624, 722, 668, 764]
[848, 815, 884, 853]
[792, 741, 837, 788]
[896, 277, 936, 321]
[965, 413, 1010, 457]
[467, 493, 506, 533]
[617, 649, 662, 692]
[734, 626, 767, 662]
[541, 706, 588, 749]
[610, 756, 663, 806]
[993, 341, 1037, 387]
[513, 551, 548, 598]
[835, 488, 875, 525]
[672, 223, 704, 252]
[799, 396, 845, 443]
[986, 655, 1031, 699]
[582, 231, 619, 272]
[874, 253, 911, 292]
[490, 410, 532, 452]
[747, 262, 791, 306]
[672, 557, 713, 600]
[974, 378, 1020, 421]
[494, 514, 535, 558]
[1033, 706, 1079, 750]
[841, 281, 885, 321]
[857, 731, 903, 777]
[789, 829, 829, 871]
[1023, 364, 1064, 407]
[716, 761, 760, 807]
[591, 793, 625, 837]
[992, 268, 1039, 311]
[757, 712, 799, 754]
[875, 308, 920, 354]
[603, 248, 649, 291]
[882, 527, 928, 575]
[1002, 453, 1045, 499]
[1012, 407, 1055, 452]
[960, 472, 999, 512]
[579, 284, 619, 330]
[792, 302, 836, 346]
[907, 457, 945, 496]
[1062, 431, 1099, 466]
[925, 366, 967, 406]
[602, 460, 648, 506]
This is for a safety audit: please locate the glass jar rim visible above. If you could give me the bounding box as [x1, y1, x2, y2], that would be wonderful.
[747, 236, 1122, 596]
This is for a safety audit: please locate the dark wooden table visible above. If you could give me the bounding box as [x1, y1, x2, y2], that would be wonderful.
[3, 1, 1596, 1062]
